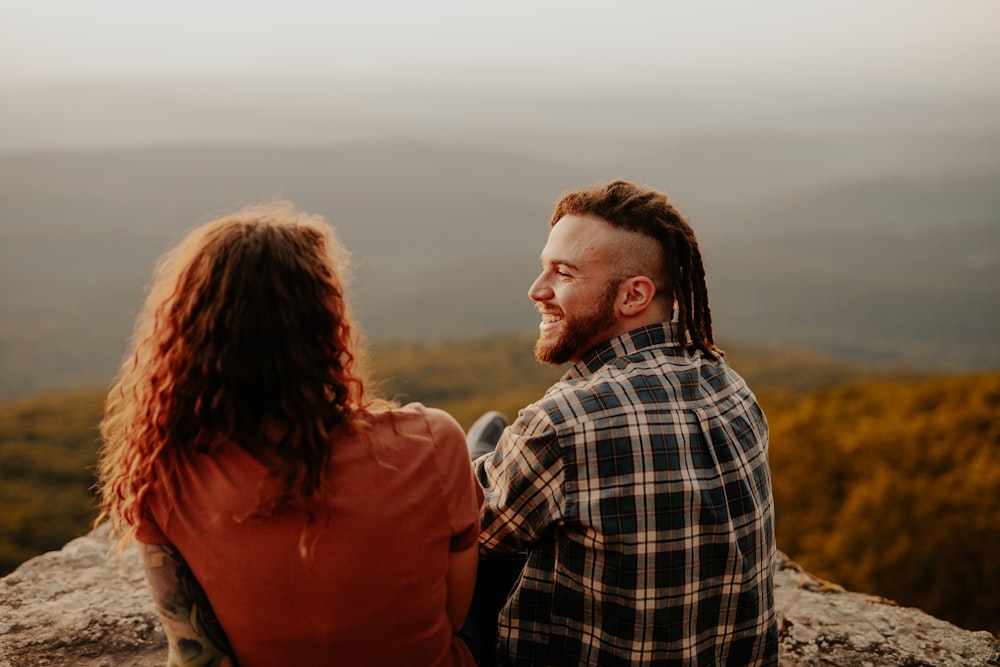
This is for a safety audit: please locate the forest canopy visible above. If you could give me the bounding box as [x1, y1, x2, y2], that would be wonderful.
[0, 336, 996, 636]
[765, 371, 1000, 636]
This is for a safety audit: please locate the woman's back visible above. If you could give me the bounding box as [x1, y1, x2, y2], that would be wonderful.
[136, 403, 482, 667]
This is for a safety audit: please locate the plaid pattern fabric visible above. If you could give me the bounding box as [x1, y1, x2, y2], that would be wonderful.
[475, 323, 778, 666]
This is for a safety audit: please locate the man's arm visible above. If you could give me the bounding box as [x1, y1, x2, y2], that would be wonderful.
[476, 407, 565, 554]
[139, 542, 238, 667]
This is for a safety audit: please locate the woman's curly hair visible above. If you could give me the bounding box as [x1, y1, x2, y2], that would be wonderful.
[95, 202, 371, 548]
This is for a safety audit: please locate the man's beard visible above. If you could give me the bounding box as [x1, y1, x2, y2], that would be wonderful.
[534, 283, 618, 365]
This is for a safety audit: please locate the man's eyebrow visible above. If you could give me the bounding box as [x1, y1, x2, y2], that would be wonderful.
[542, 257, 581, 271]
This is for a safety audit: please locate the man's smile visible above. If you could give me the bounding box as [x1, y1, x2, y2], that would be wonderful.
[537, 309, 563, 332]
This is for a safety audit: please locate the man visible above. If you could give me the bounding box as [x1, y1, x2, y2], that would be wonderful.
[470, 180, 777, 666]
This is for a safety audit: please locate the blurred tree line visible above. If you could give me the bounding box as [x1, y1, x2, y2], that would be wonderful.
[0, 389, 104, 572]
[0, 336, 996, 636]
[764, 372, 1000, 636]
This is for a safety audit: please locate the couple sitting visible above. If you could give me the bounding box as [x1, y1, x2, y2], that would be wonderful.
[96, 180, 778, 666]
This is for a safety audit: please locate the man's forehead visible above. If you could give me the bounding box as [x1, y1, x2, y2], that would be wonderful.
[543, 214, 620, 263]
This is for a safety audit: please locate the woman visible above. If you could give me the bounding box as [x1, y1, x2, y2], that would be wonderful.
[95, 203, 484, 666]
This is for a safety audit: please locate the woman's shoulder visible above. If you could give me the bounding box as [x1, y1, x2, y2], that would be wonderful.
[365, 402, 465, 440]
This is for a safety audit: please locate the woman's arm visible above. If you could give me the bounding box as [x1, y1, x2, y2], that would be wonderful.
[445, 542, 479, 633]
[139, 542, 239, 667]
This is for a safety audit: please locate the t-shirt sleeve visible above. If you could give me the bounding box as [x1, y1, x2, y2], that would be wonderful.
[425, 407, 485, 552]
[133, 494, 170, 545]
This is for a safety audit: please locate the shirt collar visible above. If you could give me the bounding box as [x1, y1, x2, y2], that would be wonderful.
[561, 322, 684, 381]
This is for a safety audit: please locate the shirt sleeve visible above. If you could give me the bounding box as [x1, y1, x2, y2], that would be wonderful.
[474, 403, 565, 555]
[425, 406, 485, 553]
[133, 491, 170, 545]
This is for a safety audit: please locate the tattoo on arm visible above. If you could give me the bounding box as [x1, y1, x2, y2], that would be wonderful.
[140, 543, 239, 667]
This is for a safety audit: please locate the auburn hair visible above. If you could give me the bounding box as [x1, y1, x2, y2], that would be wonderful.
[95, 202, 371, 548]
[550, 179, 722, 359]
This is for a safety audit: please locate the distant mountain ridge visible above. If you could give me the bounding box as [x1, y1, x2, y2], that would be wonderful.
[1, 128, 998, 399]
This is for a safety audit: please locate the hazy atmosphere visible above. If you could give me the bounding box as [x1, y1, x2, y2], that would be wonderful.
[2, 0, 999, 398]
[2, 3, 1000, 643]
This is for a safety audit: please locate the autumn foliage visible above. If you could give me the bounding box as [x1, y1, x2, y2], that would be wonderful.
[0, 337, 997, 636]
[764, 372, 1000, 635]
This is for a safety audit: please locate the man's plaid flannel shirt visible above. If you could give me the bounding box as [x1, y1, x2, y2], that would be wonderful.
[475, 323, 778, 666]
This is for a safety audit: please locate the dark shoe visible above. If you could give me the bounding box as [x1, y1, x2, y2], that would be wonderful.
[466, 411, 508, 460]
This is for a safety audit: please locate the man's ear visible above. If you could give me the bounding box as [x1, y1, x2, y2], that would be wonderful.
[618, 276, 658, 316]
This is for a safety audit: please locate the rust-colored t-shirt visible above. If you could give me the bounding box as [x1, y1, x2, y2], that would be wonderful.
[135, 403, 483, 667]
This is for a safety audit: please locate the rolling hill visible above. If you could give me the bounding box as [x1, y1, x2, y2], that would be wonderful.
[1, 103, 998, 399]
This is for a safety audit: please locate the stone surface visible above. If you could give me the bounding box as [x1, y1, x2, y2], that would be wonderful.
[0, 526, 163, 667]
[1, 529, 997, 666]
[773, 552, 999, 666]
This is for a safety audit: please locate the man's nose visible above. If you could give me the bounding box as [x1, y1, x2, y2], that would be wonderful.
[528, 273, 553, 302]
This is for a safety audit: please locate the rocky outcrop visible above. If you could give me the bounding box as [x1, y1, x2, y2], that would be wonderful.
[0, 527, 162, 667]
[774, 555, 998, 666]
[1, 528, 997, 666]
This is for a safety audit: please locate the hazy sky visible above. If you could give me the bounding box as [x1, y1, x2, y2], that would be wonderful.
[3, 0, 999, 93]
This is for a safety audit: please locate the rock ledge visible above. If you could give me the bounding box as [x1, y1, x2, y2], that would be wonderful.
[1, 529, 997, 666]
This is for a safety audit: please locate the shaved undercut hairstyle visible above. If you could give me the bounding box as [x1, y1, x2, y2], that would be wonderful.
[549, 179, 722, 359]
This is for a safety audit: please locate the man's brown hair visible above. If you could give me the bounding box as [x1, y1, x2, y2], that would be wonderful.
[550, 179, 721, 359]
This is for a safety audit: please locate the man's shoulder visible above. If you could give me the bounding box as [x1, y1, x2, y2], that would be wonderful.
[537, 349, 756, 420]
[526, 369, 638, 430]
